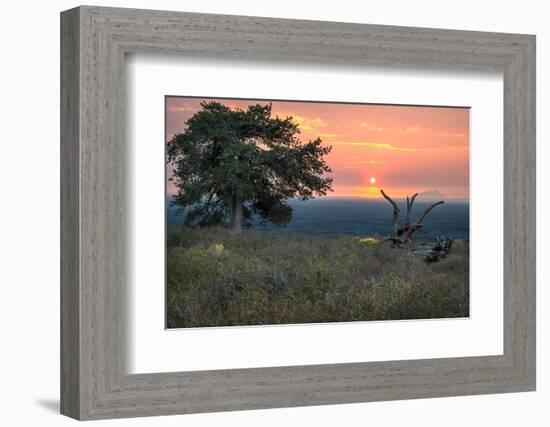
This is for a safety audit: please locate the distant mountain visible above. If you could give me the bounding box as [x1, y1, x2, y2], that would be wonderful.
[417, 190, 449, 202]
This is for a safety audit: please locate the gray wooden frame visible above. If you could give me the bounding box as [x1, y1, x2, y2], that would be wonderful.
[60, 5, 536, 420]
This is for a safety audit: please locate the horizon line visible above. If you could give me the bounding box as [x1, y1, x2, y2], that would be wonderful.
[165, 193, 469, 202]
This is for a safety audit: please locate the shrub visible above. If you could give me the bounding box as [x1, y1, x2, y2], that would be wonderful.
[356, 236, 380, 247]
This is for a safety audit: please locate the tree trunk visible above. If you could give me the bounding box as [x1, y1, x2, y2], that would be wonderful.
[230, 194, 243, 234]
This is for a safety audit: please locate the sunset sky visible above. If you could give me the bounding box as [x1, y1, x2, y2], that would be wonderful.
[166, 97, 469, 200]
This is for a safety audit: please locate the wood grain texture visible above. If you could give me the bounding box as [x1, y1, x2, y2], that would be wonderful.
[60, 6, 536, 420]
[60, 7, 80, 419]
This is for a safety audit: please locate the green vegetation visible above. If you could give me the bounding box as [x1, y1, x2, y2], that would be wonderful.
[167, 227, 469, 328]
[167, 102, 333, 233]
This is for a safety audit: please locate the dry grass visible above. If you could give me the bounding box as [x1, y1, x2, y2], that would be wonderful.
[166, 227, 469, 328]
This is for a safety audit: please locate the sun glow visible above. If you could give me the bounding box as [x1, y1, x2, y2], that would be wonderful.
[166, 97, 470, 200]
[357, 186, 381, 198]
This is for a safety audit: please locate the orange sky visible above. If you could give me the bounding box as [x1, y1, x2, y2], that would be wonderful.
[166, 97, 469, 200]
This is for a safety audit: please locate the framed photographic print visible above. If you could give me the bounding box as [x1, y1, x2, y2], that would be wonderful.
[61, 6, 536, 420]
[164, 96, 471, 329]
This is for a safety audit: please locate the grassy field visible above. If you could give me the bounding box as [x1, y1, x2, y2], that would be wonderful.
[166, 227, 469, 328]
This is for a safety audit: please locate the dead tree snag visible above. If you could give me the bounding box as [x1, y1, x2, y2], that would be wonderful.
[380, 189, 449, 259]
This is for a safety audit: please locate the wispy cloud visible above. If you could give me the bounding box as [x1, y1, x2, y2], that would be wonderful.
[277, 113, 328, 132]
[435, 131, 466, 138]
[442, 144, 469, 151]
[330, 141, 434, 152]
[316, 132, 340, 138]
[360, 123, 466, 139]
[360, 122, 422, 134]
[167, 105, 197, 113]
[359, 122, 391, 132]
[342, 159, 387, 166]
[360, 122, 421, 133]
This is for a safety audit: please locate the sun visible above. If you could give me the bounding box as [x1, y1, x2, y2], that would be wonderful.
[369, 177, 376, 184]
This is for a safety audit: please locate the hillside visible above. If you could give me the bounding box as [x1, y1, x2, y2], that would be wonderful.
[166, 227, 470, 328]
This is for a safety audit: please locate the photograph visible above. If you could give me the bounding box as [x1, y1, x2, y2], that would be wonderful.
[165, 97, 470, 328]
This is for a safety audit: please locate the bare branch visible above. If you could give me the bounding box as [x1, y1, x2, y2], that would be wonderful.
[380, 189, 399, 210]
[413, 200, 444, 229]
[380, 189, 400, 235]
[405, 192, 419, 227]
[405, 196, 410, 226]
